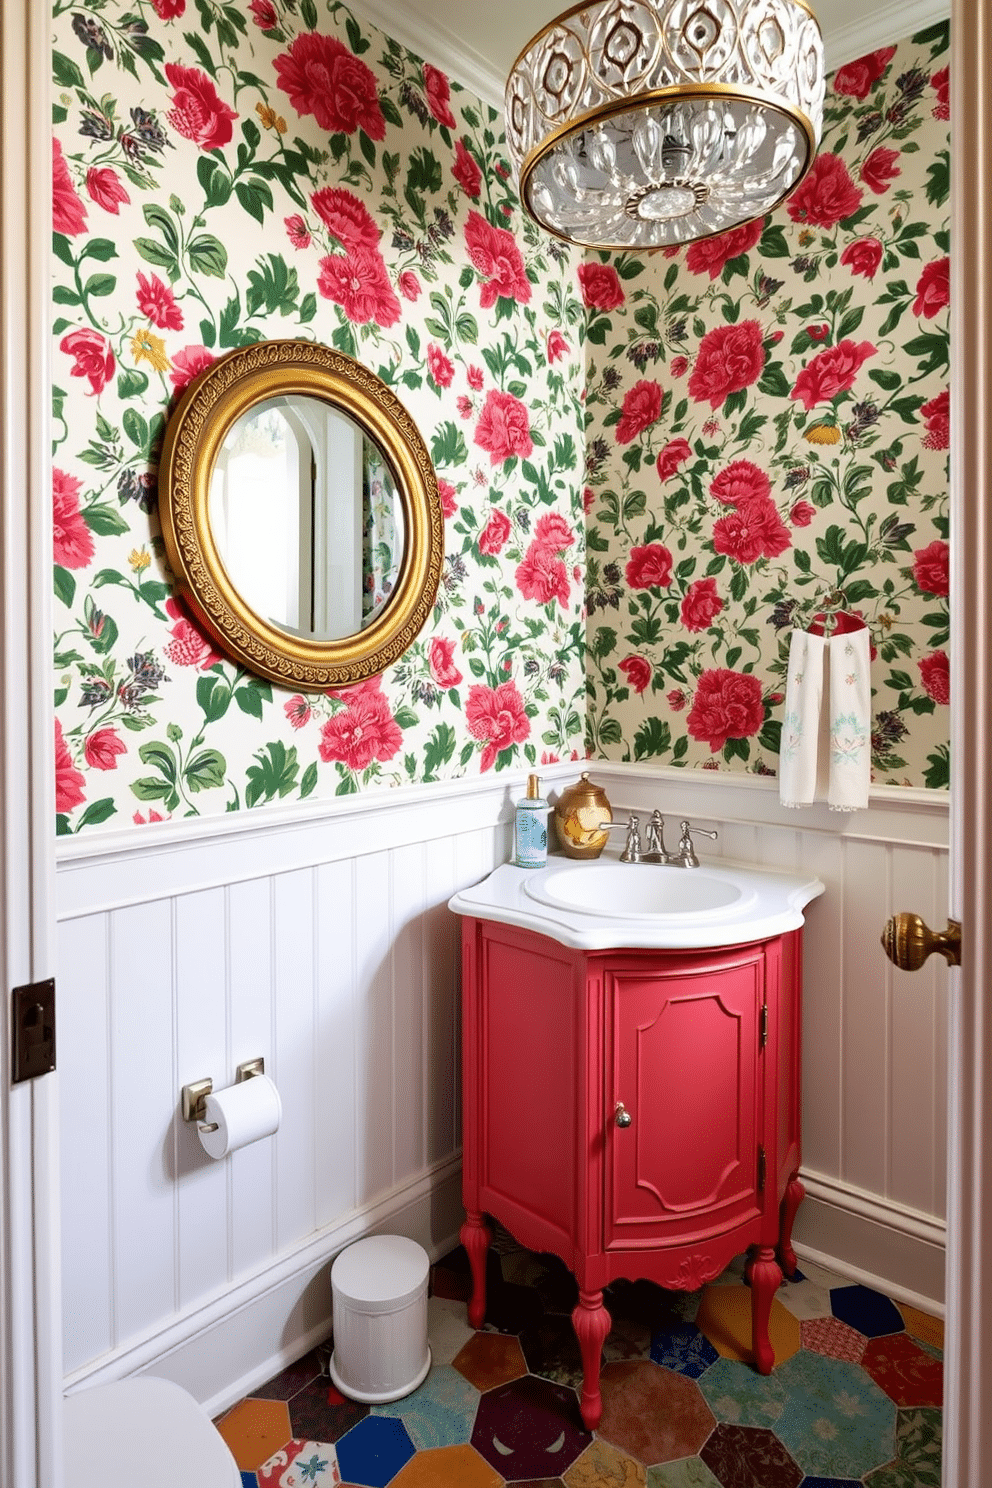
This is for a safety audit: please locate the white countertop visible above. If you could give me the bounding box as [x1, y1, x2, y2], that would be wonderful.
[448, 848, 825, 951]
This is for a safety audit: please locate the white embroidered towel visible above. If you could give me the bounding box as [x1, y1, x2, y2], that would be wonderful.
[779, 627, 871, 811]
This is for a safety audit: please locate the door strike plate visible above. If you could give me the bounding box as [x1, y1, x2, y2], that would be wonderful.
[12, 979, 56, 1083]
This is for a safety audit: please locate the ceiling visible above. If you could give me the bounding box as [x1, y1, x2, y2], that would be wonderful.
[350, 0, 950, 113]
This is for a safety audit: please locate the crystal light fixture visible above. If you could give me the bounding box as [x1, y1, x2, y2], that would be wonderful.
[505, 0, 825, 251]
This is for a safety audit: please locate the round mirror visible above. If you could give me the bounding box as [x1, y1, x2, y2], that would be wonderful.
[159, 341, 443, 690]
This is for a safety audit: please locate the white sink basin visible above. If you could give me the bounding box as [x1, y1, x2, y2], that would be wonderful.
[524, 861, 750, 919]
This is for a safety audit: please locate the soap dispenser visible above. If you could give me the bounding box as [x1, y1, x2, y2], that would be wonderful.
[514, 774, 548, 868]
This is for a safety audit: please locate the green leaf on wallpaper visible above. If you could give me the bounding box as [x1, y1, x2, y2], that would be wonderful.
[758, 720, 781, 754]
[298, 293, 317, 324]
[405, 325, 421, 360]
[241, 117, 261, 151]
[185, 748, 226, 793]
[197, 674, 232, 722]
[123, 409, 149, 449]
[84, 504, 129, 537]
[890, 395, 927, 423]
[187, 234, 228, 279]
[424, 723, 457, 778]
[117, 367, 149, 400]
[200, 317, 216, 348]
[183, 27, 217, 75]
[924, 746, 950, 790]
[837, 306, 865, 339]
[756, 365, 790, 398]
[724, 736, 750, 762]
[143, 202, 179, 252]
[198, 159, 232, 207]
[730, 568, 748, 603]
[633, 717, 670, 760]
[926, 151, 950, 207]
[794, 549, 812, 574]
[235, 178, 274, 225]
[81, 239, 118, 264]
[738, 411, 766, 443]
[52, 234, 75, 268]
[134, 237, 179, 278]
[759, 224, 790, 258]
[54, 565, 75, 608]
[234, 683, 267, 720]
[246, 254, 298, 315]
[52, 285, 81, 306]
[430, 421, 468, 466]
[868, 368, 902, 391]
[335, 770, 359, 795]
[138, 740, 178, 784]
[78, 798, 117, 829]
[722, 388, 747, 417]
[406, 147, 441, 195]
[52, 50, 84, 88]
[245, 742, 299, 807]
[300, 762, 318, 799]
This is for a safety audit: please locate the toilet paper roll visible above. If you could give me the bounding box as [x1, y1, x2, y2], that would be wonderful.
[197, 1074, 281, 1160]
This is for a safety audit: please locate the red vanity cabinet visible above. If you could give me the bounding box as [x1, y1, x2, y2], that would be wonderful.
[458, 916, 805, 1430]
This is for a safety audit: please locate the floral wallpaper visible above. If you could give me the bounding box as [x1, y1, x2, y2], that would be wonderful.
[51, 0, 587, 833]
[582, 23, 951, 788]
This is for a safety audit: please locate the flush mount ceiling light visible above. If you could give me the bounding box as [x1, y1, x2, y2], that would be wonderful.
[505, 0, 825, 251]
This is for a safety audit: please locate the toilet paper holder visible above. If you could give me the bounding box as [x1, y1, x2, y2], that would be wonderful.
[181, 1058, 265, 1129]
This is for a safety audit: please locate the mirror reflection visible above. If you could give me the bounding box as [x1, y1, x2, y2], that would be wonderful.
[208, 394, 404, 643]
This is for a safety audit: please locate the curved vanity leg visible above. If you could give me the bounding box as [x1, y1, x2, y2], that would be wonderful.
[460, 1210, 492, 1330]
[747, 1246, 782, 1376]
[777, 1170, 805, 1280]
[571, 1288, 611, 1431]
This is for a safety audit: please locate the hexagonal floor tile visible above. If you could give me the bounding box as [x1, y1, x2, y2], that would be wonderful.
[471, 1373, 590, 1481]
[772, 1348, 897, 1480]
[775, 1272, 835, 1324]
[519, 1314, 584, 1389]
[898, 1304, 944, 1354]
[697, 1355, 787, 1431]
[862, 1333, 943, 1408]
[650, 1321, 718, 1379]
[862, 1462, 919, 1488]
[829, 1285, 904, 1338]
[257, 1439, 340, 1485]
[895, 1405, 941, 1487]
[597, 1360, 715, 1466]
[389, 1442, 504, 1487]
[217, 1398, 293, 1471]
[287, 1379, 369, 1443]
[699, 1423, 803, 1487]
[646, 1456, 722, 1487]
[254, 1348, 329, 1401]
[694, 1285, 801, 1367]
[372, 1364, 479, 1450]
[427, 1296, 476, 1366]
[564, 1437, 647, 1486]
[335, 1416, 416, 1488]
[798, 1479, 861, 1487]
[453, 1331, 528, 1392]
[800, 1316, 867, 1364]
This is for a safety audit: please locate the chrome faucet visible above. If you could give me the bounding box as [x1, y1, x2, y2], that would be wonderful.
[605, 814, 718, 867]
[675, 819, 718, 868]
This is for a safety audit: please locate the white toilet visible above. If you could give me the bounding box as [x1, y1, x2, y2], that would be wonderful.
[65, 1376, 241, 1486]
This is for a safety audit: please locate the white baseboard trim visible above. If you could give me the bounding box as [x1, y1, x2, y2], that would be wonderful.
[63, 1154, 465, 1417]
[795, 1167, 946, 1316]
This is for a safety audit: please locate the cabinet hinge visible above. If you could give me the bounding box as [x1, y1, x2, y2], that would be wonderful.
[759, 1003, 768, 1050]
[11, 979, 56, 1083]
[757, 1145, 766, 1193]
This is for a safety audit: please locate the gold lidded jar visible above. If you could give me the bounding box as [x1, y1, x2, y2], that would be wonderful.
[553, 771, 612, 859]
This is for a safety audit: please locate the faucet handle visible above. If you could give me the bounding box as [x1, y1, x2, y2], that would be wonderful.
[677, 820, 718, 868]
[603, 814, 642, 862]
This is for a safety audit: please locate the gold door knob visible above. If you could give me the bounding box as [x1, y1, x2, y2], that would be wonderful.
[881, 912, 961, 971]
[614, 1101, 632, 1128]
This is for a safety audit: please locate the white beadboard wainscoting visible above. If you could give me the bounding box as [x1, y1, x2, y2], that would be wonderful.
[55, 765, 949, 1413]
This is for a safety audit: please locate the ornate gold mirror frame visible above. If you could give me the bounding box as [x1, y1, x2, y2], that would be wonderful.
[159, 339, 444, 690]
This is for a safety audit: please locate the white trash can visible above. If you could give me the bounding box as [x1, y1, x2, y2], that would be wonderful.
[329, 1234, 431, 1403]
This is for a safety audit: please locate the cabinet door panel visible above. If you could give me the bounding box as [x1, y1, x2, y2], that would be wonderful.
[607, 955, 763, 1249]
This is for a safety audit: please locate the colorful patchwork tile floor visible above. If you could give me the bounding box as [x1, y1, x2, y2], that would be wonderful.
[216, 1232, 942, 1488]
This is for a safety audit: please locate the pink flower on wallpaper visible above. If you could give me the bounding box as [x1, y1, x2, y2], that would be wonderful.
[932, 65, 949, 120]
[534, 512, 574, 552]
[275, 33, 386, 138]
[55, 720, 85, 815]
[684, 217, 765, 279]
[318, 686, 403, 770]
[453, 138, 482, 198]
[467, 365, 484, 390]
[713, 499, 791, 564]
[577, 262, 624, 311]
[427, 343, 455, 387]
[465, 681, 531, 771]
[710, 459, 770, 507]
[919, 649, 950, 704]
[423, 64, 457, 128]
[53, 468, 94, 570]
[841, 237, 883, 280]
[152, 0, 186, 15]
[164, 63, 237, 150]
[311, 187, 380, 251]
[546, 330, 569, 363]
[516, 544, 570, 607]
[437, 479, 457, 517]
[913, 539, 949, 596]
[249, 0, 277, 27]
[478, 509, 512, 555]
[680, 578, 723, 632]
[170, 344, 215, 392]
[860, 147, 901, 194]
[464, 211, 531, 307]
[686, 668, 765, 752]
[317, 248, 401, 327]
[457, 395, 473, 419]
[618, 655, 652, 693]
[284, 214, 311, 250]
[670, 355, 689, 378]
[86, 166, 130, 214]
[790, 339, 877, 410]
[53, 138, 87, 236]
[429, 636, 463, 689]
[60, 328, 115, 395]
[790, 500, 816, 527]
[615, 380, 663, 443]
[688, 320, 766, 410]
[398, 270, 422, 301]
[164, 598, 221, 670]
[133, 809, 169, 825]
[284, 695, 312, 729]
[136, 271, 183, 330]
[84, 727, 126, 770]
[667, 689, 688, 712]
[833, 47, 896, 98]
[656, 438, 692, 480]
[913, 258, 950, 318]
[625, 543, 673, 589]
[787, 153, 863, 228]
[474, 389, 533, 464]
[921, 388, 949, 450]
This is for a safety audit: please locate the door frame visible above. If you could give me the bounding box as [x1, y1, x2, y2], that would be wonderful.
[0, 1, 62, 1483]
